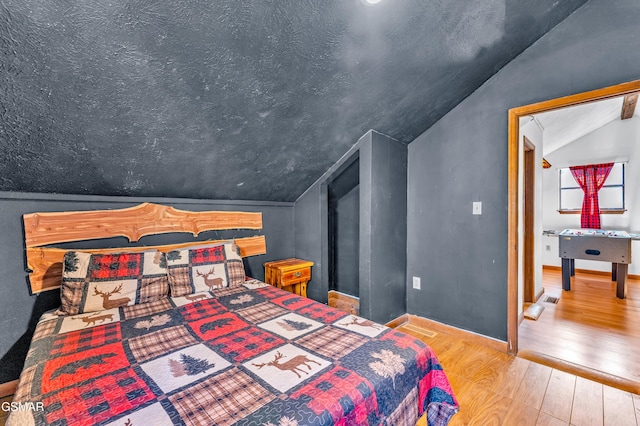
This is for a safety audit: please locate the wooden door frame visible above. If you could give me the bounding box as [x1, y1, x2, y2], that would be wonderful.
[507, 79, 640, 355]
[523, 136, 535, 304]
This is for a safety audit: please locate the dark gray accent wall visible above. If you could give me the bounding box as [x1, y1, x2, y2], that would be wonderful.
[0, 192, 293, 383]
[406, 0, 640, 341]
[359, 132, 407, 323]
[330, 184, 360, 297]
[292, 185, 325, 302]
[328, 159, 360, 297]
[295, 130, 407, 324]
[295, 145, 361, 304]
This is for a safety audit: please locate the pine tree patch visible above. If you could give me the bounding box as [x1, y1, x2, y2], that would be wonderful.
[166, 250, 182, 261]
[168, 353, 215, 377]
[369, 349, 406, 388]
[64, 252, 80, 273]
[277, 318, 312, 331]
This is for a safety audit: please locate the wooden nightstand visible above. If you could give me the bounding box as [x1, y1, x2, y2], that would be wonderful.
[264, 258, 314, 298]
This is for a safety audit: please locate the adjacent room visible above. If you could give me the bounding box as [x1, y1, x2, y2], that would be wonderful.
[517, 93, 640, 388]
[2, 0, 640, 424]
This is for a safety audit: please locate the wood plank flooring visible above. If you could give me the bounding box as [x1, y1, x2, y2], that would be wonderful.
[518, 268, 640, 390]
[328, 290, 360, 315]
[400, 320, 640, 425]
[408, 267, 640, 425]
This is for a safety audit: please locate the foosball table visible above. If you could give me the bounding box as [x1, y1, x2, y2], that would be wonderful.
[558, 229, 632, 299]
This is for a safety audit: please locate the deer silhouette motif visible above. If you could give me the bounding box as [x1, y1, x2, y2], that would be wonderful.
[93, 283, 131, 310]
[340, 316, 384, 330]
[185, 293, 208, 302]
[253, 351, 320, 378]
[72, 312, 114, 327]
[196, 267, 224, 290]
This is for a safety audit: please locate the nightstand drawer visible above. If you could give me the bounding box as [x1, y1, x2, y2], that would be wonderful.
[281, 268, 311, 285]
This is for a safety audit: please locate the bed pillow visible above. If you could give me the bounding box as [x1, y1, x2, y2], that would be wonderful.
[166, 243, 245, 296]
[57, 250, 170, 316]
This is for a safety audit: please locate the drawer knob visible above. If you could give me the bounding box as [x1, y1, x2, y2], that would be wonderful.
[294, 271, 302, 277]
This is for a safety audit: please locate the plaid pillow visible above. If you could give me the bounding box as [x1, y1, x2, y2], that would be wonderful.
[57, 250, 170, 316]
[166, 243, 245, 297]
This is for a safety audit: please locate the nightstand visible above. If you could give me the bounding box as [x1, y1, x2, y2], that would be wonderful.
[264, 258, 314, 298]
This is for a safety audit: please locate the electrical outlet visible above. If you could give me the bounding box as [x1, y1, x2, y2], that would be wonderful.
[472, 201, 482, 215]
[412, 276, 421, 290]
[545, 245, 551, 251]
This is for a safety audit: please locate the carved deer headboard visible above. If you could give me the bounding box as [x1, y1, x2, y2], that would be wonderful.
[23, 203, 267, 293]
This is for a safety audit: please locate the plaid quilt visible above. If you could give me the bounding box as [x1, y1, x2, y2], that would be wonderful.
[9, 280, 458, 426]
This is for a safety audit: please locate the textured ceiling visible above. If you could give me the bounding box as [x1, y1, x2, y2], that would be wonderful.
[0, 0, 588, 202]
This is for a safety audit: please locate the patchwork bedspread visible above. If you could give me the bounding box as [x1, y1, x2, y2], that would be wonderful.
[9, 280, 458, 426]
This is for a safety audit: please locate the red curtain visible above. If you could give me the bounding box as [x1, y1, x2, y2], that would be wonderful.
[569, 163, 614, 229]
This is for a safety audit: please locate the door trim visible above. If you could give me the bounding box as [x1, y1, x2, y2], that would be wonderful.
[523, 136, 535, 304]
[507, 79, 640, 355]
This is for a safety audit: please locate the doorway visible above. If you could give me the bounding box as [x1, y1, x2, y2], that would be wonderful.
[327, 156, 360, 315]
[523, 136, 535, 304]
[507, 78, 640, 354]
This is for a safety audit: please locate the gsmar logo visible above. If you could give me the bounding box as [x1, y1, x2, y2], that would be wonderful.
[1, 401, 44, 412]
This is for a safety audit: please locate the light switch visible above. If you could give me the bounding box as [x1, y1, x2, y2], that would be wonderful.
[473, 201, 482, 215]
[412, 276, 421, 290]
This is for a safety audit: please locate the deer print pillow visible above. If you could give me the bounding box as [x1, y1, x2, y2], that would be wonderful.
[57, 250, 170, 316]
[165, 243, 245, 297]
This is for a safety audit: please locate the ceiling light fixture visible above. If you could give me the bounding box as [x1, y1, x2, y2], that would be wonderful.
[363, 0, 382, 4]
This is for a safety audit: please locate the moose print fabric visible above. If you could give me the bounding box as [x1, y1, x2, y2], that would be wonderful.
[57, 250, 170, 316]
[10, 281, 459, 426]
[166, 243, 245, 296]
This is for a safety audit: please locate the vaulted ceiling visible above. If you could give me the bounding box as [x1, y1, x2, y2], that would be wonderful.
[533, 93, 640, 156]
[1, 0, 588, 201]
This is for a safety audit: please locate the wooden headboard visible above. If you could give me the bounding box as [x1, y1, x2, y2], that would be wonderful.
[23, 203, 267, 293]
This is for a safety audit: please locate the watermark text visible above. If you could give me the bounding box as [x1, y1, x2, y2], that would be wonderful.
[1, 401, 45, 412]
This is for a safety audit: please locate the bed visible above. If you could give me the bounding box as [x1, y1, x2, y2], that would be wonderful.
[8, 203, 458, 425]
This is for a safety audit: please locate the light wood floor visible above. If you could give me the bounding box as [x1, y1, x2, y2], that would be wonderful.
[328, 290, 360, 315]
[399, 320, 640, 425]
[519, 268, 640, 391]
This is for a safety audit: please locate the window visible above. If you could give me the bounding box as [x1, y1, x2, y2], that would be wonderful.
[558, 162, 625, 213]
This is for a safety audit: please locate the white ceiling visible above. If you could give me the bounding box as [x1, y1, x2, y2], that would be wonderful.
[520, 94, 639, 156]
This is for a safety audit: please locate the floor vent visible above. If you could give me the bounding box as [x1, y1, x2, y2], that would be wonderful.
[404, 324, 438, 338]
[543, 296, 559, 304]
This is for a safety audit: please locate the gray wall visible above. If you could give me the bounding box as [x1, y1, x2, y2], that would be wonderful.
[331, 184, 360, 297]
[295, 130, 407, 324]
[328, 158, 360, 297]
[359, 132, 407, 323]
[0, 192, 293, 383]
[295, 144, 361, 304]
[406, 0, 640, 340]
